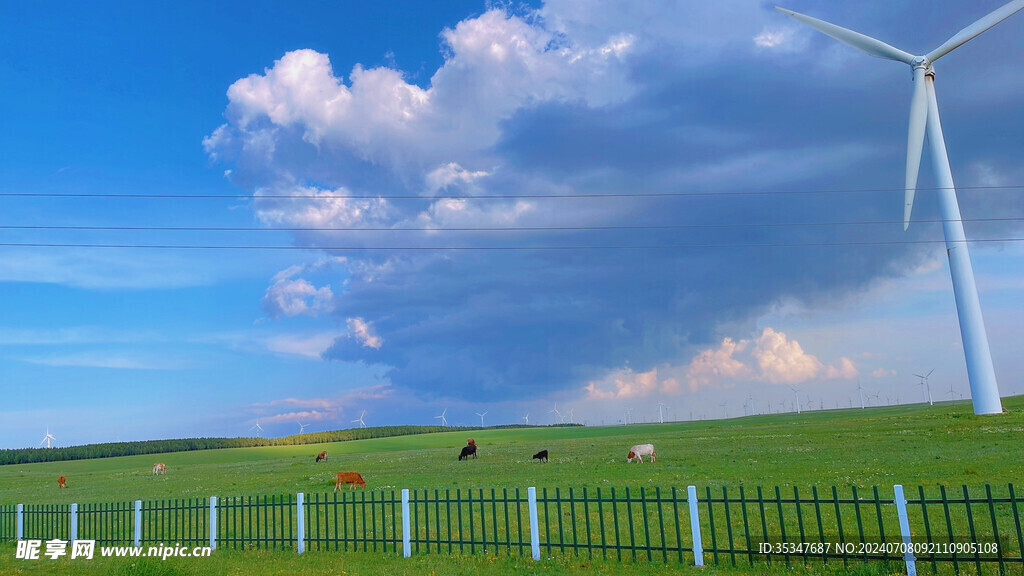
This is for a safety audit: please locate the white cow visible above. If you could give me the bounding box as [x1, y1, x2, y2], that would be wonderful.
[626, 444, 656, 463]
[153, 463, 167, 475]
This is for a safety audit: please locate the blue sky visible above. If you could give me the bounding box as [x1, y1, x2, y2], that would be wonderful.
[2, 1, 1023, 448]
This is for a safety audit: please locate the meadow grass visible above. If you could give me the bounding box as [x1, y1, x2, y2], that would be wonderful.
[1, 396, 1022, 575]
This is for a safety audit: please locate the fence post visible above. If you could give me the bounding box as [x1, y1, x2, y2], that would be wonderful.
[894, 485, 917, 576]
[528, 487, 540, 560]
[209, 497, 217, 550]
[688, 486, 704, 567]
[16, 504, 23, 540]
[296, 493, 305, 555]
[401, 489, 411, 558]
[70, 503, 78, 542]
[133, 500, 142, 547]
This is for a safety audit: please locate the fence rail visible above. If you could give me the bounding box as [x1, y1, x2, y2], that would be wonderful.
[3, 484, 1023, 574]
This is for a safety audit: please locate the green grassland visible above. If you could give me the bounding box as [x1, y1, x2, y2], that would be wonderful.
[3, 396, 1023, 505]
[1, 396, 1023, 575]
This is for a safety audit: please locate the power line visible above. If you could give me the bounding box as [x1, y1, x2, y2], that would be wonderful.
[1, 238, 1021, 251]
[0, 217, 1021, 233]
[1, 184, 1022, 200]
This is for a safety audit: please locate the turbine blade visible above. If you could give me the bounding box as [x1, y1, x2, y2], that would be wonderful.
[775, 7, 916, 64]
[905, 67, 928, 230]
[927, 0, 1024, 63]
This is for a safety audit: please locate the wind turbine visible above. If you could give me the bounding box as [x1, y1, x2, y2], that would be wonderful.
[775, 2, 1023, 416]
[788, 386, 801, 414]
[857, 380, 866, 409]
[476, 411, 488, 427]
[351, 410, 366, 428]
[657, 402, 669, 424]
[549, 404, 562, 424]
[522, 412, 530, 425]
[39, 427, 56, 449]
[248, 418, 263, 437]
[915, 369, 935, 405]
[435, 408, 448, 427]
[297, 421, 308, 434]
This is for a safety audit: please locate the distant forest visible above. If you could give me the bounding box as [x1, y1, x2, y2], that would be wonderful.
[0, 424, 567, 466]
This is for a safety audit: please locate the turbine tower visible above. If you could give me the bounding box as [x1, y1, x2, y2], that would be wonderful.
[476, 411, 488, 427]
[656, 402, 669, 424]
[522, 412, 530, 425]
[775, 2, 1023, 416]
[434, 408, 448, 427]
[297, 421, 308, 434]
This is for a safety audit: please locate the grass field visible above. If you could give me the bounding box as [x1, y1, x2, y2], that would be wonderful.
[2, 395, 1023, 575]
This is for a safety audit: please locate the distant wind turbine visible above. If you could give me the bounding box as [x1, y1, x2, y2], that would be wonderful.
[435, 408, 448, 427]
[775, 1, 1023, 416]
[657, 402, 669, 424]
[788, 386, 801, 415]
[351, 410, 366, 428]
[476, 411, 488, 427]
[549, 404, 562, 424]
[39, 427, 56, 449]
[248, 418, 263, 438]
[297, 421, 308, 434]
[522, 412, 530, 425]
[915, 369, 935, 406]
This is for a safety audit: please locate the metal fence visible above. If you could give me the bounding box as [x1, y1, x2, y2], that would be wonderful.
[3, 484, 1023, 574]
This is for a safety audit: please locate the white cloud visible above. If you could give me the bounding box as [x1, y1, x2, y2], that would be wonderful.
[255, 185, 389, 228]
[584, 367, 681, 399]
[685, 337, 751, 391]
[347, 317, 383, 349]
[263, 261, 336, 319]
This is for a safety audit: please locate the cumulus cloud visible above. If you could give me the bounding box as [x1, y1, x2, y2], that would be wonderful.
[204, 1, 1016, 409]
[685, 337, 752, 391]
[262, 265, 335, 319]
[682, 328, 858, 391]
[584, 367, 675, 399]
[346, 317, 383, 349]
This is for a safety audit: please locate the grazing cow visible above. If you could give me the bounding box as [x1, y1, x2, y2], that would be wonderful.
[626, 444, 656, 463]
[57, 475, 66, 489]
[334, 472, 366, 491]
[532, 450, 549, 463]
[153, 463, 166, 475]
[458, 444, 477, 461]
[316, 451, 328, 463]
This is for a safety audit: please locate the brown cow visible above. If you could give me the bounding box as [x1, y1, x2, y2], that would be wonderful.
[316, 451, 328, 463]
[334, 472, 366, 491]
[467, 438, 476, 447]
[153, 463, 166, 475]
[57, 476, 66, 489]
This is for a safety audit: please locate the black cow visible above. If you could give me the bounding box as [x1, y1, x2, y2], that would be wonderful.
[458, 444, 477, 461]
[532, 450, 548, 463]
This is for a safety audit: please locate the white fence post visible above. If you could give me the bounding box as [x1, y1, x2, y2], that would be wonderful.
[70, 503, 78, 542]
[894, 485, 917, 576]
[296, 493, 305, 555]
[133, 500, 142, 547]
[688, 486, 704, 567]
[528, 487, 540, 561]
[16, 504, 23, 540]
[209, 497, 217, 550]
[402, 489, 411, 558]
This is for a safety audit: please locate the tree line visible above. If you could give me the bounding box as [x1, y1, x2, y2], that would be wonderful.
[0, 424, 573, 465]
